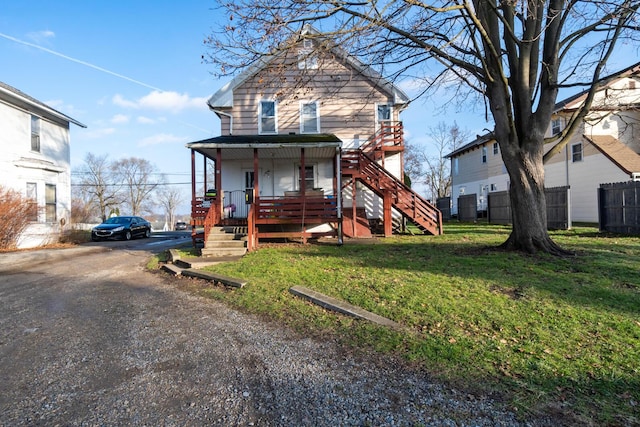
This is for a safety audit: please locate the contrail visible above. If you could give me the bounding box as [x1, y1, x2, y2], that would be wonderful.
[0, 31, 213, 134]
[0, 31, 163, 91]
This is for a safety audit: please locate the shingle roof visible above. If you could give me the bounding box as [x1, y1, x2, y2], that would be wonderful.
[584, 135, 640, 175]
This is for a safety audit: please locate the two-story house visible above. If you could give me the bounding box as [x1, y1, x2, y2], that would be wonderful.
[186, 26, 442, 253]
[446, 62, 640, 223]
[0, 82, 86, 248]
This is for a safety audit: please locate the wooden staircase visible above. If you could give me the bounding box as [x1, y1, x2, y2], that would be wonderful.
[200, 226, 248, 258]
[341, 150, 442, 236]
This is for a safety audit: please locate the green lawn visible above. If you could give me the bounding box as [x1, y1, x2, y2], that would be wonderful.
[181, 223, 639, 425]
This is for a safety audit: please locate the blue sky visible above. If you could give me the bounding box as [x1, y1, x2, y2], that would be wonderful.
[4, 2, 634, 214]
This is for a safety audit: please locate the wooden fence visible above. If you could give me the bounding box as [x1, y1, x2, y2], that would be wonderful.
[457, 194, 477, 221]
[598, 181, 640, 234]
[436, 197, 451, 220]
[483, 186, 570, 229]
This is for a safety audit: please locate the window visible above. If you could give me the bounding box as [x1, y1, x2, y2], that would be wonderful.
[453, 158, 459, 176]
[259, 101, 277, 134]
[377, 104, 392, 123]
[297, 165, 316, 191]
[552, 118, 562, 135]
[493, 142, 499, 155]
[297, 40, 318, 70]
[31, 115, 40, 152]
[490, 183, 498, 191]
[26, 182, 38, 222]
[571, 143, 583, 162]
[45, 184, 56, 223]
[300, 101, 320, 133]
[481, 146, 487, 163]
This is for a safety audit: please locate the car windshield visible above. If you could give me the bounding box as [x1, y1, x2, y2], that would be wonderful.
[104, 217, 131, 225]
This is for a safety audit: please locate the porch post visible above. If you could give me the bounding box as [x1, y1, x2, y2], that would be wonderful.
[191, 149, 196, 208]
[216, 148, 222, 221]
[335, 149, 343, 245]
[253, 148, 259, 249]
[383, 189, 393, 237]
[352, 179, 357, 237]
[300, 147, 306, 194]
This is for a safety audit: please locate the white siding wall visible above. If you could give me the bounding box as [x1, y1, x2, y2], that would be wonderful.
[0, 98, 72, 248]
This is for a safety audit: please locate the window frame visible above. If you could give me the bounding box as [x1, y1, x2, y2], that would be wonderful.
[296, 164, 317, 192]
[258, 100, 277, 134]
[552, 118, 562, 136]
[481, 146, 488, 163]
[45, 184, 56, 223]
[300, 101, 320, 134]
[26, 182, 38, 222]
[376, 103, 393, 127]
[31, 115, 41, 152]
[571, 142, 583, 163]
[492, 142, 499, 155]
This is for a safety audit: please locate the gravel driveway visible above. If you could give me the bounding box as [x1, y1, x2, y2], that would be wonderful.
[0, 246, 552, 426]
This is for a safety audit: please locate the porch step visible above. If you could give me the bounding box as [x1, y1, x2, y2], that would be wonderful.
[203, 226, 248, 258]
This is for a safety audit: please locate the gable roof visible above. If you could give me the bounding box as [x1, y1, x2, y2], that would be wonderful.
[445, 61, 640, 159]
[584, 135, 640, 175]
[207, 25, 410, 110]
[0, 81, 86, 128]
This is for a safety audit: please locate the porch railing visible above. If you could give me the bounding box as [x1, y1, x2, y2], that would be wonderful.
[255, 196, 338, 224]
[359, 121, 404, 154]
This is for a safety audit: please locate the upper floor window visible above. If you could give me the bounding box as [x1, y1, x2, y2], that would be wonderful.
[571, 143, 583, 162]
[300, 101, 320, 133]
[552, 118, 562, 135]
[31, 115, 41, 152]
[377, 104, 392, 123]
[45, 184, 56, 223]
[481, 146, 488, 163]
[492, 142, 499, 155]
[453, 158, 459, 176]
[259, 100, 277, 134]
[297, 40, 318, 70]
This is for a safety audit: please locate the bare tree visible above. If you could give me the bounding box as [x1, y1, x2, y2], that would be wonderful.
[157, 186, 184, 230]
[205, 1, 639, 254]
[406, 122, 468, 201]
[0, 185, 39, 249]
[75, 153, 122, 222]
[111, 157, 161, 216]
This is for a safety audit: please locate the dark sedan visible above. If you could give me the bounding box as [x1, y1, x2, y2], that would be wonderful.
[91, 216, 152, 241]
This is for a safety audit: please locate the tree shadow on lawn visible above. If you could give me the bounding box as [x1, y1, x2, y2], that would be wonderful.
[305, 237, 640, 317]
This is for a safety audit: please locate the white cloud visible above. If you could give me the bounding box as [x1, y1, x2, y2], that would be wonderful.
[112, 90, 208, 113]
[138, 133, 184, 147]
[111, 114, 129, 124]
[137, 116, 166, 124]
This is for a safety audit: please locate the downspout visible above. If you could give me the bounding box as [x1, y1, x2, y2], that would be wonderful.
[211, 109, 233, 135]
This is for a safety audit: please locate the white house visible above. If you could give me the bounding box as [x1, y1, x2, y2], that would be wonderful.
[0, 82, 86, 248]
[446, 62, 640, 223]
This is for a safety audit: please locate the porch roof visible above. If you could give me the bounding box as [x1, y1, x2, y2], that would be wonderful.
[186, 133, 342, 160]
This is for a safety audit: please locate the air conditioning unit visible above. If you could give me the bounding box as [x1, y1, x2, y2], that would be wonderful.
[632, 172, 640, 182]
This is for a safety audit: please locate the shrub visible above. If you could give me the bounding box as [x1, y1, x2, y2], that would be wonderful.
[0, 185, 38, 250]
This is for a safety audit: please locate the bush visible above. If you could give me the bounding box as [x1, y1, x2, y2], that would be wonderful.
[0, 185, 38, 250]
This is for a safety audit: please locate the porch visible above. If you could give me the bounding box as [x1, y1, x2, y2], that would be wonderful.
[187, 134, 344, 252]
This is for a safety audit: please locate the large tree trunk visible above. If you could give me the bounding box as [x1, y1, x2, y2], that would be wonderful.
[498, 139, 572, 255]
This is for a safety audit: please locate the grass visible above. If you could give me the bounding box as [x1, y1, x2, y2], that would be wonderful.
[172, 223, 640, 425]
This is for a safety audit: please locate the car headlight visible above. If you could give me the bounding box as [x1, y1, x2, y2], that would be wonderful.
[112, 226, 124, 232]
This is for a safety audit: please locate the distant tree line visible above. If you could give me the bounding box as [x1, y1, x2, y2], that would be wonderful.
[72, 153, 183, 227]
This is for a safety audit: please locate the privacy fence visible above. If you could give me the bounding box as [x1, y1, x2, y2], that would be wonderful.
[598, 181, 640, 235]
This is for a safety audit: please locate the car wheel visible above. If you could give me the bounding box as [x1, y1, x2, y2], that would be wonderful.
[91, 235, 100, 242]
[124, 231, 132, 241]
[144, 228, 151, 238]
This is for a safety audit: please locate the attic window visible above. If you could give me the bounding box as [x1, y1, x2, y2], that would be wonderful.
[298, 49, 318, 70]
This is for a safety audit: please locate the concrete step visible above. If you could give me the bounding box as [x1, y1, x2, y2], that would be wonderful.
[206, 233, 247, 241]
[200, 247, 248, 258]
[204, 240, 247, 248]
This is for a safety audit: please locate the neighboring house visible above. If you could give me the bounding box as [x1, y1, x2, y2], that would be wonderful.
[446, 62, 640, 223]
[0, 82, 86, 248]
[186, 26, 442, 252]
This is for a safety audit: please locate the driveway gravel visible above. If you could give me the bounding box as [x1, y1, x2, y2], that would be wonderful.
[0, 245, 553, 426]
